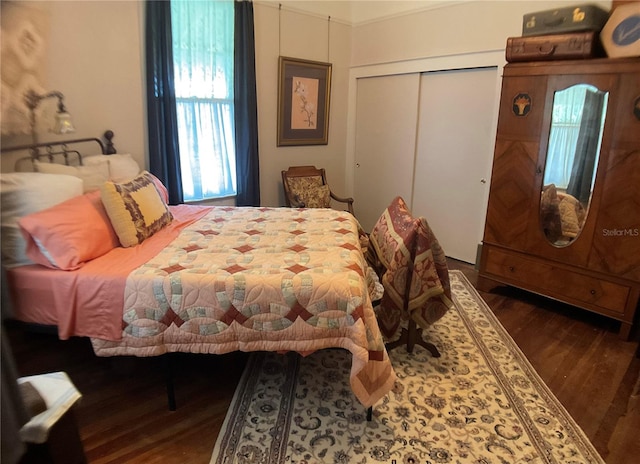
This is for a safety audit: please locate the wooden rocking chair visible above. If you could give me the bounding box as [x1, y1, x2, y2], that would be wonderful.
[281, 166, 354, 215]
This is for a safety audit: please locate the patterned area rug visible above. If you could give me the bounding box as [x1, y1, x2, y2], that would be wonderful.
[211, 270, 604, 464]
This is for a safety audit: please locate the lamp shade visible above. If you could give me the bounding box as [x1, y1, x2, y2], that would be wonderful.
[53, 111, 75, 134]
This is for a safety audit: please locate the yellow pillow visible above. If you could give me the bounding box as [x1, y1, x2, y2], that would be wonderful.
[100, 171, 173, 247]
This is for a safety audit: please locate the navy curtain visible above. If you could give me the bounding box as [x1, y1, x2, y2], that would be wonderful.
[234, 0, 261, 206]
[146, 0, 259, 206]
[145, 1, 183, 205]
[567, 89, 606, 205]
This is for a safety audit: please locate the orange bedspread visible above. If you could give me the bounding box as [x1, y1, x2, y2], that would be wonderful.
[6, 205, 210, 339]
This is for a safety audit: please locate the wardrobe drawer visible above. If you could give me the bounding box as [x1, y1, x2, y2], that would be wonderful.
[483, 247, 630, 315]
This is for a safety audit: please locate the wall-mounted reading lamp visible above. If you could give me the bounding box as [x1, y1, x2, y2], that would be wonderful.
[24, 89, 75, 146]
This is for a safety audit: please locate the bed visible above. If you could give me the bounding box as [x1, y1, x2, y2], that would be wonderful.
[1, 132, 395, 409]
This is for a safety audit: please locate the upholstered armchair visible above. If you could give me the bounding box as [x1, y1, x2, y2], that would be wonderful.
[366, 196, 454, 357]
[281, 166, 354, 215]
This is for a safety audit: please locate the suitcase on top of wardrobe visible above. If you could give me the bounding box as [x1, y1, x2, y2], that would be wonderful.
[505, 31, 605, 62]
[522, 4, 609, 37]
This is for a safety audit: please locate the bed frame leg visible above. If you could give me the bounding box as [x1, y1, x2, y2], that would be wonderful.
[164, 355, 176, 411]
[366, 406, 372, 421]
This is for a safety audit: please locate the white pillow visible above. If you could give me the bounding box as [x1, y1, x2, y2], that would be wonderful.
[0, 172, 83, 267]
[34, 160, 110, 193]
[84, 154, 141, 183]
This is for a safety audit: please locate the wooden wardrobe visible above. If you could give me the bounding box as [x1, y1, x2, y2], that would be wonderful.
[477, 58, 640, 339]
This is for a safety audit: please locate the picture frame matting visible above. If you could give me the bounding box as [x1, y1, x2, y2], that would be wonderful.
[277, 56, 332, 146]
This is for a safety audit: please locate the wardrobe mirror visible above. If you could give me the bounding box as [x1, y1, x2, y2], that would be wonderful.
[540, 83, 609, 247]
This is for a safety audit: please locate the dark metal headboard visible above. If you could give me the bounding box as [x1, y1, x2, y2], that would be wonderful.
[0, 130, 116, 169]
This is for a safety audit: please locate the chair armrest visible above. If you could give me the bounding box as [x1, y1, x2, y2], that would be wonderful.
[329, 192, 354, 215]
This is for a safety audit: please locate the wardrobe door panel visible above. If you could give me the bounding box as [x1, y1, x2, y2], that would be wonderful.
[590, 70, 640, 280]
[525, 73, 619, 267]
[589, 146, 640, 279]
[483, 139, 539, 249]
[483, 72, 546, 249]
[610, 72, 640, 146]
[494, 75, 547, 141]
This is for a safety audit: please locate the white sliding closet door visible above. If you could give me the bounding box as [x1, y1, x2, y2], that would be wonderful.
[354, 73, 420, 231]
[412, 67, 499, 264]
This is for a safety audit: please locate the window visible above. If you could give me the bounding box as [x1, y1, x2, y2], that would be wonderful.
[171, 0, 236, 201]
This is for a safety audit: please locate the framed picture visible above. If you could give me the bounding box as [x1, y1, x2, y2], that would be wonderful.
[277, 56, 332, 146]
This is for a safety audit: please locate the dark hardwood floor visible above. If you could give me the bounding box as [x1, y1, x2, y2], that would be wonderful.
[5, 258, 640, 463]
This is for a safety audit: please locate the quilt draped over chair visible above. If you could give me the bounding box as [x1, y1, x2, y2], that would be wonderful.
[368, 196, 454, 352]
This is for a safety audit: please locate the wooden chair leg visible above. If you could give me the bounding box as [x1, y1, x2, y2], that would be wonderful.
[385, 319, 440, 357]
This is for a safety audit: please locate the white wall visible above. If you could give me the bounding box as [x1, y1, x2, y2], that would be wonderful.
[254, 2, 352, 207]
[351, 1, 611, 67]
[1, 1, 145, 173]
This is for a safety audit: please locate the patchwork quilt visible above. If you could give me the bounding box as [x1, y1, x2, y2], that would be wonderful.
[91, 206, 396, 407]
